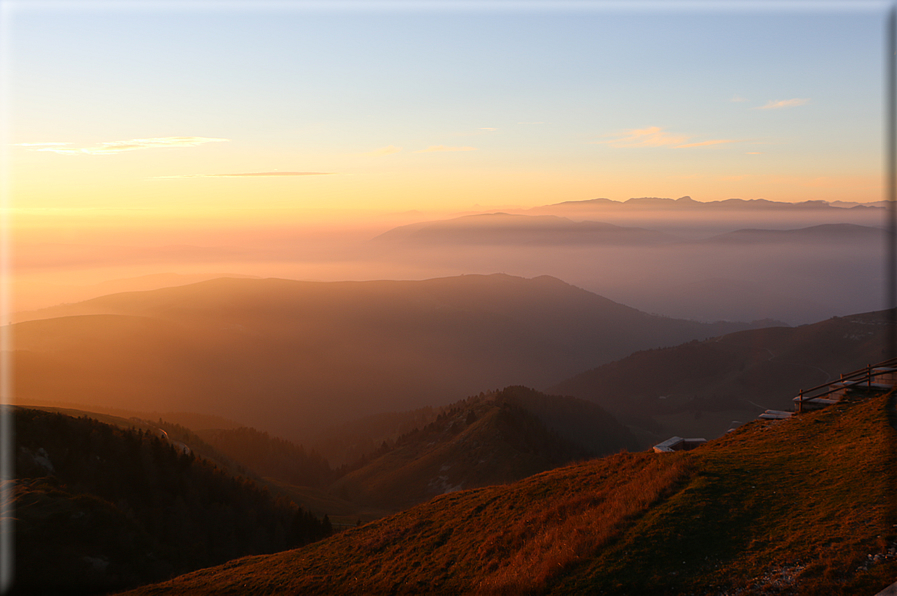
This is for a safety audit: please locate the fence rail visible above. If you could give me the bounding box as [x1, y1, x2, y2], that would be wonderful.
[794, 356, 897, 413]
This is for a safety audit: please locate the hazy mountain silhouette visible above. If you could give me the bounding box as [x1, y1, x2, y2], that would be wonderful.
[698, 222, 887, 244]
[371, 212, 677, 246]
[10, 274, 754, 443]
[521, 196, 885, 239]
[360, 213, 886, 324]
[12, 272, 261, 314]
[532, 196, 883, 213]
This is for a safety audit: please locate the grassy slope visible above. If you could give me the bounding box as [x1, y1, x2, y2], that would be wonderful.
[119, 392, 897, 595]
[554, 392, 897, 595]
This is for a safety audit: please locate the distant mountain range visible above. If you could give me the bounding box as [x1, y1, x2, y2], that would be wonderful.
[519, 195, 886, 240]
[371, 213, 677, 246]
[10, 274, 755, 443]
[371, 214, 886, 248]
[697, 222, 888, 244]
[363, 216, 886, 325]
[531, 195, 885, 213]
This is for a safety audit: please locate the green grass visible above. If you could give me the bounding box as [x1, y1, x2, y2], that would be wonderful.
[119, 392, 897, 595]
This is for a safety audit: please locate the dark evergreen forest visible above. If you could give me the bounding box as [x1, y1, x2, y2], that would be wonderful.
[11, 408, 332, 595]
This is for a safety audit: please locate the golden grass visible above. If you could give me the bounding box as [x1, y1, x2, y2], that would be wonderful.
[476, 454, 692, 593]
[552, 392, 897, 594]
[120, 392, 897, 595]
[120, 450, 694, 595]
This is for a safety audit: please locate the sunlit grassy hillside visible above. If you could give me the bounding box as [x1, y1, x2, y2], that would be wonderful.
[120, 391, 897, 595]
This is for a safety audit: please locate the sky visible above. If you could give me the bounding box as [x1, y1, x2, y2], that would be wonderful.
[0, 0, 893, 289]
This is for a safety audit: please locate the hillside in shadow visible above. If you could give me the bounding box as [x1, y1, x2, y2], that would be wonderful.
[9, 408, 331, 595]
[10, 274, 752, 442]
[117, 390, 897, 595]
[330, 386, 637, 511]
[550, 309, 893, 447]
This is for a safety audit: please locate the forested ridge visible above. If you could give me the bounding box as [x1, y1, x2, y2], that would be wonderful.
[10, 408, 332, 595]
[197, 426, 333, 487]
[119, 392, 897, 595]
[329, 387, 639, 510]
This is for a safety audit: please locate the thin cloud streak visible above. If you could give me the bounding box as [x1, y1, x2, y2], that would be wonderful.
[365, 145, 402, 156]
[15, 142, 72, 147]
[674, 139, 739, 149]
[155, 171, 333, 179]
[597, 126, 738, 149]
[755, 98, 810, 110]
[597, 126, 689, 148]
[416, 145, 477, 153]
[20, 136, 228, 155]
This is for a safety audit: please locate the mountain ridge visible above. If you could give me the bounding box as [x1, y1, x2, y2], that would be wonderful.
[370, 213, 677, 246]
[550, 308, 893, 445]
[116, 390, 897, 595]
[329, 386, 637, 511]
[534, 196, 885, 212]
[10, 274, 756, 442]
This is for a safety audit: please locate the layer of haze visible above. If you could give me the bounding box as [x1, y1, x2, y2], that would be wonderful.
[10, 198, 887, 325]
[3, 3, 892, 414]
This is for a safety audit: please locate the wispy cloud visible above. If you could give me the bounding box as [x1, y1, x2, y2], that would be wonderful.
[746, 151, 763, 155]
[730, 94, 748, 102]
[15, 142, 72, 147]
[156, 171, 332, 179]
[365, 145, 402, 156]
[597, 127, 689, 148]
[596, 126, 738, 149]
[675, 139, 739, 149]
[765, 174, 878, 189]
[416, 145, 477, 153]
[19, 136, 228, 155]
[755, 98, 810, 110]
[452, 127, 498, 138]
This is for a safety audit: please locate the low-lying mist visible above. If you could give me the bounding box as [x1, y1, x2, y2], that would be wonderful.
[10, 200, 888, 326]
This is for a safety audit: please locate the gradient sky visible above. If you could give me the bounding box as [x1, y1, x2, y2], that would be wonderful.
[2, 0, 891, 236]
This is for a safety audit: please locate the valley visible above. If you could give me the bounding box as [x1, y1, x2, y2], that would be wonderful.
[5, 6, 893, 593]
[114, 389, 897, 595]
[6, 206, 896, 594]
[8, 273, 756, 442]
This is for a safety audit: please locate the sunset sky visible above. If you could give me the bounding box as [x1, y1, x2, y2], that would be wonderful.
[5, 1, 888, 220]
